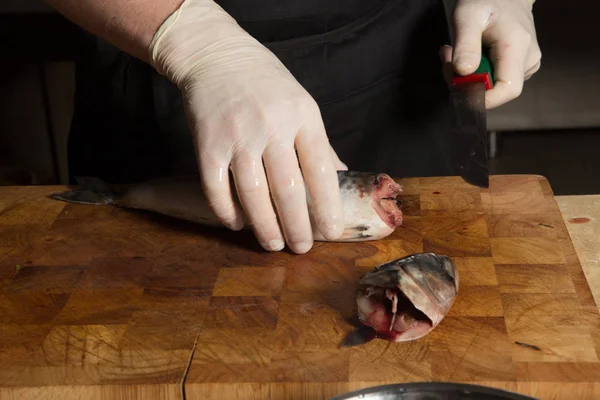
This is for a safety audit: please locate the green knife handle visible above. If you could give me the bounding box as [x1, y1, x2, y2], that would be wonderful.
[451, 47, 495, 90]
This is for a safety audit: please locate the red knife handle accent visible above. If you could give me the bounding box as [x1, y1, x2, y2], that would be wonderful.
[451, 73, 493, 90]
[451, 51, 494, 91]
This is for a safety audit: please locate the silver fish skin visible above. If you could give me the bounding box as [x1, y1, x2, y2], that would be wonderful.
[50, 171, 404, 242]
[342, 252, 459, 347]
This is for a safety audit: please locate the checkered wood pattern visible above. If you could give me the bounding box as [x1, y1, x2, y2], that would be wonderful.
[1, 175, 599, 400]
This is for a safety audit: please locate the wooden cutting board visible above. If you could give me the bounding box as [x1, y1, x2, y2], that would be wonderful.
[1, 174, 599, 400]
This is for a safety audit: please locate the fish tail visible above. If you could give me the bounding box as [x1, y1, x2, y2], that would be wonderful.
[49, 176, 120, 205]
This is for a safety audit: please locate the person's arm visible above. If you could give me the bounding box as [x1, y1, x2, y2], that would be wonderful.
[41, 0, 347, 254]
[41, 0, 184, 62]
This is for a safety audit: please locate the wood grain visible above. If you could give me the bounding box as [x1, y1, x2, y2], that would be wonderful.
[557, 195, 600, 313]
[0, 175, 599, 399]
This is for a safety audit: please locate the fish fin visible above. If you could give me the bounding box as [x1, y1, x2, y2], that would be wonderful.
[339, 326, 376, 348]
[49, 176, 119, 205]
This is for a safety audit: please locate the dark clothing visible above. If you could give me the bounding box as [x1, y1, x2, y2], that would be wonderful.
[67, 0, 454, 184]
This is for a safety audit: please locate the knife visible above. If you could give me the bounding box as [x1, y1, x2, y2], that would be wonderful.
[449, 50, 494, 188]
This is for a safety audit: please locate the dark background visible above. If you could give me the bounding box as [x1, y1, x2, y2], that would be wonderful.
[0, 0, 598, 194]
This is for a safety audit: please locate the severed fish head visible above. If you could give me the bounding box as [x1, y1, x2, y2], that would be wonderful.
[342, 253, 459, 347]
[310, 171, 403, 242]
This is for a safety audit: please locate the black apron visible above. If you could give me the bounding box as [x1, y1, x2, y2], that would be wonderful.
[67, 0, 454, 184]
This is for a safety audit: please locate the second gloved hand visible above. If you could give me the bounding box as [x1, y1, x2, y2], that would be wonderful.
[147, 0, 346, 254]
[442, 0, 542, 109]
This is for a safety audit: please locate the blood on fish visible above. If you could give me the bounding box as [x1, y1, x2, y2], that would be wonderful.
[370, 174, 403, 229]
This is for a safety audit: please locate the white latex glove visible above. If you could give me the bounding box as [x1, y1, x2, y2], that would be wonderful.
[441, 0, 542, 109]
[148, 0, 346, 254]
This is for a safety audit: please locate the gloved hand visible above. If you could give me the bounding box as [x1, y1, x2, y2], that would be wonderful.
[441, 0, 542, 109]
[147, 0, 346, 254]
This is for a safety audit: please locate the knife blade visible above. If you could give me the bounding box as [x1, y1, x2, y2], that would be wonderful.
[449, 52, 494, 189]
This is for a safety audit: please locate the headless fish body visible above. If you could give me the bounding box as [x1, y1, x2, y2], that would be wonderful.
[342, 253, 459, 346]
[50, 171, 404, 242]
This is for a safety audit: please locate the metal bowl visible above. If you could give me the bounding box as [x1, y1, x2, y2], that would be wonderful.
[329, 382, 538, 400]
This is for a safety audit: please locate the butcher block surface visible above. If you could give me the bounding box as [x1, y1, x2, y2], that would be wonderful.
[1, 174, 600, 400]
